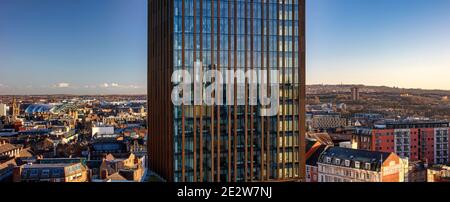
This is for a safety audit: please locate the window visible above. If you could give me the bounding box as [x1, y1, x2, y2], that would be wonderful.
[335, 158, 341, 165]
[42, 169, 50, 178]
[52, 169, 62, 177]
[22, 170, 28, 177]
[355, 161, 360, 169]
[30, 169, 38, 177]
[344, 160, 350, 167]
[365, 163, 371, 170]
[326, 157, 331, 164]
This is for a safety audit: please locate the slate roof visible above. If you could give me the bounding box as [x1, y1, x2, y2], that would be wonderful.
[318, 147, 392, 172]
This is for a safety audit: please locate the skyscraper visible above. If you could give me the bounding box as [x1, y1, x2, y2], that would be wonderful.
[149, 0, 306, 182]
[351, 87, 360, 101]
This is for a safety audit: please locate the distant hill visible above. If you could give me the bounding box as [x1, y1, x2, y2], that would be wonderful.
[307, 84, 450, 96]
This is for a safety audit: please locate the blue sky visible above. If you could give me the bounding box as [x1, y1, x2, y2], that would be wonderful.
[1, 0, 450, 95]
[307, 0, 450, 90]
[0, 0, 147, 95]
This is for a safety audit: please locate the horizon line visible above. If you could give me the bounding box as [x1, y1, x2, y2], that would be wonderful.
[306, 83, 450, 91]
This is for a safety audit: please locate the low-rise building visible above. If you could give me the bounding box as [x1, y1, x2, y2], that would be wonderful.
[427, 165, 450, 182]
[13, 162, 88, 182]
[92, 125, 114, 137]
[96, 153, 146, 182]
[407, 161, 427, 182]
[307, 111, 347, 131]
[0, 140, 21, 158]
[318, 147, 404, 182]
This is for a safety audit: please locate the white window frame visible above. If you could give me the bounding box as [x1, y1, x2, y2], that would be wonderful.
[355, 161, 360, 169]
[335, 158, 341, 165]
[344, 160, 350, 167]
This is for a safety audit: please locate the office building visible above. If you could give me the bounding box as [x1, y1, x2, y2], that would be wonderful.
[149, 0, 306, 182]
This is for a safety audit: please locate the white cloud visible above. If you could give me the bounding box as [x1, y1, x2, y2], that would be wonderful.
[84, 85, 97, 89]
[98, 83, 143, 90]
[55, 83, 70, 88]
[128, 85, 141, 89]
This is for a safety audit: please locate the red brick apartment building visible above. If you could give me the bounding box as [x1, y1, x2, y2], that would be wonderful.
[353, 120, 450, 165]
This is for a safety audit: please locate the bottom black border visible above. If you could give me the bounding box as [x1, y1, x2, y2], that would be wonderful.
[1, 182, 449, 201]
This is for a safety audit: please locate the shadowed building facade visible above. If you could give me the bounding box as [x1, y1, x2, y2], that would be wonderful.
[149, 0, 306, 182]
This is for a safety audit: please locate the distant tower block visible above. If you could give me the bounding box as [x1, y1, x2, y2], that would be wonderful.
[12, 98, 20, 120]
[351, 87, 360, 101]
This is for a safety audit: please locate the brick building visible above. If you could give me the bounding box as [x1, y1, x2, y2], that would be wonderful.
[353, 120, 450, 165]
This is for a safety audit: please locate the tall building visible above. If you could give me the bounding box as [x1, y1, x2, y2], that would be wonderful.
[351, 87, 360, 101]
[149, 0, 306, 182]
[0, 104, 7, 117]
[354, 120, 450, 165]
[12, 98, 20, 120]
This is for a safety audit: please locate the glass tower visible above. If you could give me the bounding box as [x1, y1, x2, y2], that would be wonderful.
[149, 0, 306, 182]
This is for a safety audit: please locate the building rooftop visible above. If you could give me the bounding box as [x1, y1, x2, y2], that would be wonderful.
[23, 163, 77, 169]
[318, 147, 392, 172]
[24, 104, 53, 114]
[374, 119, 449, 129]
[0, 143, 17, 154]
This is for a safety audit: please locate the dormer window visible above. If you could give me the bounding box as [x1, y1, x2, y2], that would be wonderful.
[326, 157, 332, 163]
[344, 160, 350, 167]
[335, 158, 341, 165]
[365, 163, 371, 170]
[355, 161, 360, 169]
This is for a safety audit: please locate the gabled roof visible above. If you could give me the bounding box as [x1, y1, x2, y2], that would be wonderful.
[18, 147, 34, 158]
[0, 143, 17, 154]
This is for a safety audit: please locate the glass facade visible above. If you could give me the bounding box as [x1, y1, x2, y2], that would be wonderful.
[170, 0, 303, 182]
